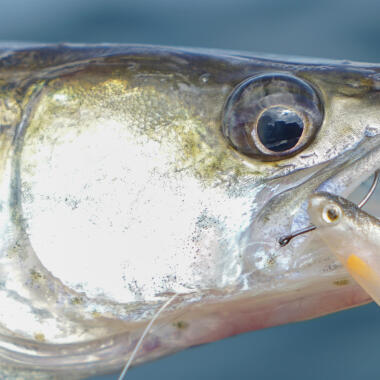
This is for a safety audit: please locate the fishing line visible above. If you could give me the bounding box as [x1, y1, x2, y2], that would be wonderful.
[358, 170, 380, 208]
[118, 293, 178, 380]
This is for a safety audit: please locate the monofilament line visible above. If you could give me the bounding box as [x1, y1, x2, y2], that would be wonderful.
[118, 293, 178, 380]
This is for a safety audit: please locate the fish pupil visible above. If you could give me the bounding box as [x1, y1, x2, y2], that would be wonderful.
[256, 106, 304, 152]
[327, 207, 339, 222]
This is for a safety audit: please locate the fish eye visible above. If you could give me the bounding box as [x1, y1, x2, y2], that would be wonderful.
[222, 74, 324, 161]
[322, 204, 342, 224]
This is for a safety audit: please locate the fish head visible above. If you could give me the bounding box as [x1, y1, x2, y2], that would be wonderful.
[236, 61, 380, 294]
[0, 45, 380, 376]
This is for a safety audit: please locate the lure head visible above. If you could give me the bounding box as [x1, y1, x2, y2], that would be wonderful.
[308, 192, 345, 227]
[308, 192, 380, 262]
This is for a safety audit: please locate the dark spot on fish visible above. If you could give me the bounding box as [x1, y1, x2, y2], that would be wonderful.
[34, 333, 46, 342]
[70, 296, 84, 305]
[30, 269, 44, 283]
[333, 279, 349, 286]
[266, 256, 276, 266]
[173, 320, 189, 330]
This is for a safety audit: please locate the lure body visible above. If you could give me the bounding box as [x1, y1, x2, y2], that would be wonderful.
[309, 192, 380, 305]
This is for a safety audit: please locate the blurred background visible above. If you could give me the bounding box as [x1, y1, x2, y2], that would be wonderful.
[1, 0, 379, 379]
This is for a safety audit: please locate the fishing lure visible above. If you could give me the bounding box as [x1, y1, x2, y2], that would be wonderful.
[279, 171, 379, 247]
[308, 192, 380, 305]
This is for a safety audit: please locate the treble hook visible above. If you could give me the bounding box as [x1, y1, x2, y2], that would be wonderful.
[278, 170, 379, 247]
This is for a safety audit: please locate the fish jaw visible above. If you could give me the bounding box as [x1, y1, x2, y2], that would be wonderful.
[0, 278, 370, 378]
[0, 44, 379, 377]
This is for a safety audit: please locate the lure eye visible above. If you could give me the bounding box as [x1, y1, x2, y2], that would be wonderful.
[322, 204, 342, 224]
[222, 74, 324, 161]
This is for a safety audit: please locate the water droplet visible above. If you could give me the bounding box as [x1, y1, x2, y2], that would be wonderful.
[365, 124, 380, 137]
[199, 73, 210, 84]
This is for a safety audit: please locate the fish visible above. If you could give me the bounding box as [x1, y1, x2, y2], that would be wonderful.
[0, 44, 378, 379]
[308, 192, 380, 305]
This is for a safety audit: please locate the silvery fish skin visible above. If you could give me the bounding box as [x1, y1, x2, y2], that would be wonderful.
[308, 192, 380, 305]
[0, 44, 379, 379]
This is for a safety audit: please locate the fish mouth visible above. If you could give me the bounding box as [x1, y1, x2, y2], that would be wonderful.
[315, 134, 380, 202]
[244, 130, 380, 290]
[289, 131, 380, 236]
[276, 134, 380, 248]
[239, 131, 380, 269]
